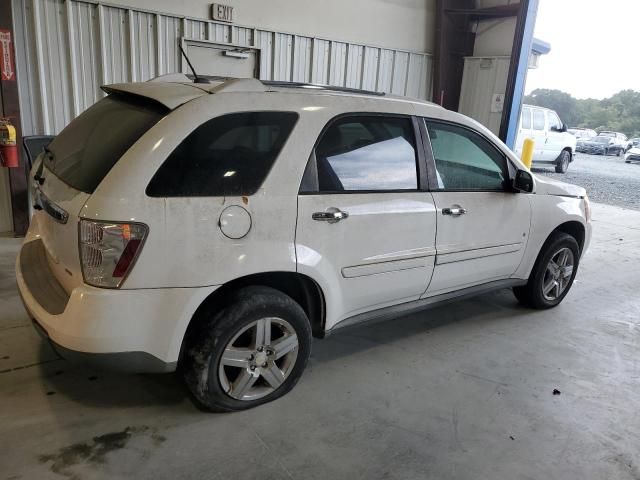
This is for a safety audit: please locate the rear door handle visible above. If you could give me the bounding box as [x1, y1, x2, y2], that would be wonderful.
[312, 208, 349, 223]
[442, 206, 467, 216]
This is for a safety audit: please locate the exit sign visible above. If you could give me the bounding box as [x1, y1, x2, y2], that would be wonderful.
[211, 3, 234, 23]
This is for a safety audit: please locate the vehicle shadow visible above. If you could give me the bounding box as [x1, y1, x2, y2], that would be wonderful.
[36, 342, 189, 409]
[37, 288, 530, 410]
[311, 288, 530, 363]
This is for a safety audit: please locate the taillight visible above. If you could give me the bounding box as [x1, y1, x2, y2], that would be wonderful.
[79, 219, 148, 288]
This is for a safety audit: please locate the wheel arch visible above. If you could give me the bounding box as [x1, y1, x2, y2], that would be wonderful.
[561, 146, 574, 162]
[546, 220, 586, 254]
[179, 271, 326, 363]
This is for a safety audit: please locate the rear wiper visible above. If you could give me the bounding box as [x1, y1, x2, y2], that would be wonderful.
[34, 147, 51, 185]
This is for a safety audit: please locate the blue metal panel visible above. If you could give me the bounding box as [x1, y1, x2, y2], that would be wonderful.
[505, 0, 539, 149]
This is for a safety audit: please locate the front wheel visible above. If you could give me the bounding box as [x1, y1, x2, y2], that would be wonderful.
[513, 232, 580, 309]
[555, 150, 570, 173]
[182, 286, 312, 411]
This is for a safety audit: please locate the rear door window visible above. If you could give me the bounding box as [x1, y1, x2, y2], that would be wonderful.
[302, 115, 418, 192]
[45, 95, 167, 193]
[147, 112, 298, 197]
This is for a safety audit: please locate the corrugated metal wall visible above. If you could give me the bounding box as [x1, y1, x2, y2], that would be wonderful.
[12, 0, 433, 136]
[458, 56, 510, 135]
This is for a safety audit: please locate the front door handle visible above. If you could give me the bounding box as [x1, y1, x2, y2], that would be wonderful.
[312, 208, 349, 224]
[442, 206, 467, 216]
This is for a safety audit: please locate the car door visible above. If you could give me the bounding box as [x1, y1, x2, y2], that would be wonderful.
[530, 108, 548, 160]
[514, 106, 533, 158]
[421, 119, 531, 296]
[296, 114, 437, 327]
[544, 110, 565, 161]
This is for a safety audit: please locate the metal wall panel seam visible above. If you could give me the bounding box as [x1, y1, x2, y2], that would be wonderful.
[155, 13, 163, 76]
[31, 0, 51, 133]
[96, 4, 109, 85]
[127, 9, 136, 82]
[53, 0, 73, 129]
[65, 0, 81, 117]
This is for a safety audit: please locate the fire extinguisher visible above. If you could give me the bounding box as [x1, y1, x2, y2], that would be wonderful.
[0, 118, 19, 168]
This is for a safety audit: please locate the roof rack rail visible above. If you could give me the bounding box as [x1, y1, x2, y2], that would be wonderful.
[261, 80, 385, 96]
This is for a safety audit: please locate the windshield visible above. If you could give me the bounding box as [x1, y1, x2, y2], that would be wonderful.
[45, 94, 167, 193]
[593, 137, 611, 144]
[598, 132, 615, 138]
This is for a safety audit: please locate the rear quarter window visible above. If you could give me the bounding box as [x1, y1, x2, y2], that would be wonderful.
[146, 112, 298, 197]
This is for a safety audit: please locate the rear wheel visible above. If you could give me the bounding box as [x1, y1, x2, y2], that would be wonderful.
[513, 232, 580, 309]
[616, 148, 622, 157]
[555, 150, 570, 173]
[182, 286, 312, 411]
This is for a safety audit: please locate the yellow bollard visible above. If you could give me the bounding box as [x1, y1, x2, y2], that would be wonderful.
[521, 138, 535, 169]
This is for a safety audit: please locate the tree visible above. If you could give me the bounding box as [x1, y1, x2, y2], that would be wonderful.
[523, 89, 640, 138]
[524, 89, 580, 126]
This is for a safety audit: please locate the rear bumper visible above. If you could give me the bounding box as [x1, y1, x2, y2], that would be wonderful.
[30, 317, 174, 373]
[16, 238, 218, 372]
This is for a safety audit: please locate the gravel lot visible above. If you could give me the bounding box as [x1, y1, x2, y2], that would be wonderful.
[533, 152, 640, 210]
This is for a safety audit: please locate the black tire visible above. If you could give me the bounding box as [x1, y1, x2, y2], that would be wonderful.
[181, 286, 312, 412]
[555, 150, 570, 173]
[513, 232, 580, 309]
[616, 148, 622, 157]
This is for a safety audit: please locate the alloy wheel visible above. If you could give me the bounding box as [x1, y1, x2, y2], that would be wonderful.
[541, 247, 575, 301]
[218, 317, 299, 401]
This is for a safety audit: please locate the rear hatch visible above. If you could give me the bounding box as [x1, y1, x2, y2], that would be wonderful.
[34, 93, 168, 293]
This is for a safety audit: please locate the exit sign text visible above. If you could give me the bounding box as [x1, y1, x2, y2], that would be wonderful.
[211, 3, 234, 23]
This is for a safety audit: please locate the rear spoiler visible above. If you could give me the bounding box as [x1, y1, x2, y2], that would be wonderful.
[101, 82, 209, 110]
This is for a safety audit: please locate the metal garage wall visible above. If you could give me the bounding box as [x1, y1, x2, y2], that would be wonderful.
[458, 56, 510, 135]
[12, 0, 433, 136]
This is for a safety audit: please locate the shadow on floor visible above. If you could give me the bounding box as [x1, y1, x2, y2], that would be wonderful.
[38, 288, 530, 410]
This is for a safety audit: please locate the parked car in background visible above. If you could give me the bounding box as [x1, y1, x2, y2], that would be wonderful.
[625, 137, 640, 152]
[581, 136, 618, 155]
[625, 146, 640, 164]
[570, 128, 598, 153]
[597, 131, 627, 155]
[568, 127, 597, 139]
[515, 105, 576, 173]
[16, 77, 592, 411]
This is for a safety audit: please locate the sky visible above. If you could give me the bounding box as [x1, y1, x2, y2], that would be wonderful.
[525, 0, 640, 99]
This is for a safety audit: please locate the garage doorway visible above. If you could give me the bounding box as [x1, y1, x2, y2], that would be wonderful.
[181, 39, 260, 79]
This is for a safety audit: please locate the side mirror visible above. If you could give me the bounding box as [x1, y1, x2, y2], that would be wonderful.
[513, 170, 534, 193]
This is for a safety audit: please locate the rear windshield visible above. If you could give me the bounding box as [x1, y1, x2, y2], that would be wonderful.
[594, 137, 610, 143]
[45, 94, 167, 193]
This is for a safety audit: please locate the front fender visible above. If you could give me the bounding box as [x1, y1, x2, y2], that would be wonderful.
[513, 195, 590, 279]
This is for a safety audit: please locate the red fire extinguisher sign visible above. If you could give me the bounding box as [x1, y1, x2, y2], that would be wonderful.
[0, 29, 16, 81]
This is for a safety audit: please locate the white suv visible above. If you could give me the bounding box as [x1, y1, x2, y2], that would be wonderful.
[515, 105, 577, 173]
[17, 77, 591, 411]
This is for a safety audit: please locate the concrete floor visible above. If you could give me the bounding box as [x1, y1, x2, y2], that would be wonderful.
[1, 202, 639, 480]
